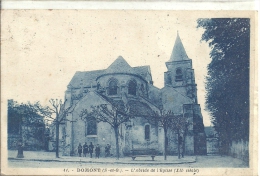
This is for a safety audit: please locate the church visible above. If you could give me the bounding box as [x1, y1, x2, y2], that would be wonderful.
[60, 33, 207, 156]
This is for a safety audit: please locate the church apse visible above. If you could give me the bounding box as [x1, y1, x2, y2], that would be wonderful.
[62, 33, 207, 157]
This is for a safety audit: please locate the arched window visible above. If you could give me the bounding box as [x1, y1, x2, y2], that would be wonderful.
[128, 80, 137, 96]
[87, 117, 97, 135]
[145, 124, 150, 140]
[108, 79, 118, 95]
[175, 68, 183, 82]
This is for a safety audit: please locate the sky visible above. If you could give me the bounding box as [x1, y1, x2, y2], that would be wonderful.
[2, 10, 212, 126]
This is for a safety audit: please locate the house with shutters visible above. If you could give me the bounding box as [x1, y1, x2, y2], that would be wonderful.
[60, 33, 207, 156]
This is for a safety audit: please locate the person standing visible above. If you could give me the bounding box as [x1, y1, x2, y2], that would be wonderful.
[89, 142, 94, 158]
[78, 143, 82, 157]
[95, 144, 101, 158]
[105, 144, 111, 157]
[83, 142, 88, 157]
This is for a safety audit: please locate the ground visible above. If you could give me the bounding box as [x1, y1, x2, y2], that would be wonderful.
[7, 150, 247, 168]
[8, 156, 247, 168]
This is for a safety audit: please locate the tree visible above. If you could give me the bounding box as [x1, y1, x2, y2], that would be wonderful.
[34, 99, 77, 158]
[79, 103, 134, 160]
[144, 109, 175, 160]
[8, 100, 45, 143]
[8, 100, 20, 135]
[8, 100, 46, 157]
[197, 18, 250, 154]
[170, 114, 191, 159]
[147, 110, 191, 160]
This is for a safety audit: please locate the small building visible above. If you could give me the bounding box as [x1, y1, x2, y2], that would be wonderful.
[205, 126, 219, 155]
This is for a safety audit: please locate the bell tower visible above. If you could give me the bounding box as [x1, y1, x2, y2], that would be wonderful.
[163, 32, 207, 155]
[164, 32, 198, 104]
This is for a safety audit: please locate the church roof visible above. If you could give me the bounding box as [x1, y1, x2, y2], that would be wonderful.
[133, 66, 151, 79]
[128, 100, 155, 116]
[168, 32, 189, 62]
[68, 70, 105, 88]
[105, 56, 135, 74]
[98, 93, 155, 117]
[68, 56, 151, 88]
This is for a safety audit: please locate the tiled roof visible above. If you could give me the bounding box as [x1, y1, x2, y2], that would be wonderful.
[128, 100, 155, 117]
[68, 70, 105, 88]
[68, 56, 151, 88]
[105, 56, 135, 74]
[98, 94, 154, 117]
[133, 66, 151, 82]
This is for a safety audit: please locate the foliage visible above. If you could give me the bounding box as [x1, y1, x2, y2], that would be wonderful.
[197, 19, 250, 151]
[7, 99, 46, 150]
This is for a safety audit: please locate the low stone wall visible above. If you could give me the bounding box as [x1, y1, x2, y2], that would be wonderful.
[230, 140, 249, 163]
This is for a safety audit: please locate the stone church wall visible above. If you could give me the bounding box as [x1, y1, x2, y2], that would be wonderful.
[96, 74, 148, 98]
[123, 117, 159, 155]
[161, 86, 193, 115]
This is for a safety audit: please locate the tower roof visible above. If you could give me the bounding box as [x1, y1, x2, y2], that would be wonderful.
[168, 32, 189, 61]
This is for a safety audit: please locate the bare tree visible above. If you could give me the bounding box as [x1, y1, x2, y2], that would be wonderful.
[144, 108, 191, 160]
[79, 103, 134, 160]
[34, 99, 77, 158]
[170, 114, 191, 159]
[146, 109, 175, 160]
